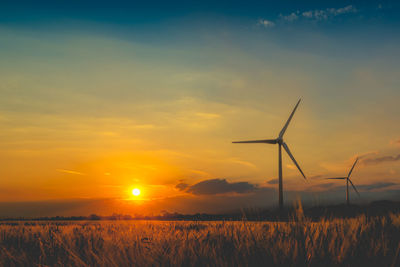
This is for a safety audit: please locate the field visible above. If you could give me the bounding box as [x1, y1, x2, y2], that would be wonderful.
[1, 213, 400, 267]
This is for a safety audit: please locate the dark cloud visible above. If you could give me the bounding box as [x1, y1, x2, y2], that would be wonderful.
[357, 182, 397, 191]
[185, 179, 257, 195]
[267, 179, 279, 184]
[175, 183, 189, 191]
[362, 154, 400, 165]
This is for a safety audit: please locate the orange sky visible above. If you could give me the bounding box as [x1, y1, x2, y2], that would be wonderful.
[1, 7, 400, 216]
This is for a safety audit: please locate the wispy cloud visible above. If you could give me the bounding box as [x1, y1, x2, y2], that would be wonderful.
[362, 154, 400, 166]
[261, 5, 358, 27]
[299, 5, 357, 21]
[286, 164, 296, 170]
[280, 12, 299, 22]
[229, 158, 257, 169]
[310, 175, 323, 179]
[357, 182, 397, 191]
[320, 151, 378, 172]
[56, 169, 85, 175]
[328, 5, 357, 16]
[99, 184, 123, 188]
[356, 151, 380, 160]
[257, 19, 275, 28]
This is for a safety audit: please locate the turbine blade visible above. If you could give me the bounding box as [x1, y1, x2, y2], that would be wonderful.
[349, 179, 360, 196]
[232, 139, 277, 144]
[282, 142, 306, 179]
[325, 177, 347, 180]
[279, 99, 301, 138]
[348, 158, 359, 178]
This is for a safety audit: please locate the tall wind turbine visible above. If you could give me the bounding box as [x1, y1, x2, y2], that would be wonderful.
[232, 99, 306, 210]
[325, 158, 360, 205]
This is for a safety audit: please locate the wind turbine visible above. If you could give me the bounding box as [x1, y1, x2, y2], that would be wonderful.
[325, 158, 360, 205]
[232, 99, 306, 210]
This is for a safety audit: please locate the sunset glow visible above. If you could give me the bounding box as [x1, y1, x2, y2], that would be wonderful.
[2, 2, 400, 267]
[0, 1, 399, 217]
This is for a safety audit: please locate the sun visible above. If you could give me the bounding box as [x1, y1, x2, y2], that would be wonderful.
[132, 188, 141, 196]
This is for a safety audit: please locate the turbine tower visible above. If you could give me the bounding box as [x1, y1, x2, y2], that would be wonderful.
[325, 158, 360, 205]
[232, 99, 306, 210]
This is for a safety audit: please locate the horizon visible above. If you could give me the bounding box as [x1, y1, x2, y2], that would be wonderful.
[1, 0, 400, 217]
[1, 198, 400, 220]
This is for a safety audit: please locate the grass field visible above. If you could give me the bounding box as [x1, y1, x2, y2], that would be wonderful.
[1, 212, 400, 267]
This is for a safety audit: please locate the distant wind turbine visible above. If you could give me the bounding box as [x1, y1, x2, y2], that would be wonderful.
[325, 158, 360, 205]
[232, 99, 306, 210]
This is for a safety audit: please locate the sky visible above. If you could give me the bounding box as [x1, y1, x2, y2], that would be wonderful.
[1, 0, 400, 216]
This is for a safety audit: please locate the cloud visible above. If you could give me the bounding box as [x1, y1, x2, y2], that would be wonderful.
[301, 5, 357, 21]
[175, 183, 189, 191]
[361, 154, 400, 165]
[310, 175, 323, 179]
[278, 5, 357, 23]
[229, 158, 257, 169]
[280, 12, 299, 22]
[183, 179, 257, 195]
[286, 164, 296, 170]
[261, 5, 357, 28]
[320, 151, 378, 172]
[56, 169, 85, 175]
[357, 182, 397, 191]
[267, 178, 279, 185]
[328, 5, 357, 16]
[257, 19, 275, 28]
[356, 151, 379, 160]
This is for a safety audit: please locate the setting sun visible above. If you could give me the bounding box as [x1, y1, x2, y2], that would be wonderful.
[132, 188, 141, 196]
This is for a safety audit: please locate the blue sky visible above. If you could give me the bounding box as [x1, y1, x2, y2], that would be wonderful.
[2, 1, 399, 32]
[1, 0, 400, 215]
[1, 1, 398, 21]
[2, 0, 399, 62]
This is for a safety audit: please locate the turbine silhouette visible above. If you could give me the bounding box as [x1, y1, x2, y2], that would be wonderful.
[325, 158, 360, 205]
[232, 99, 306, 210]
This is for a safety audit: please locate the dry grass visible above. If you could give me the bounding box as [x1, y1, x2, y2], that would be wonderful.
[1, 214, 400, 267]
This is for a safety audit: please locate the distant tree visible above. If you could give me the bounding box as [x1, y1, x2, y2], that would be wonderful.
[88, 214, 101, 220]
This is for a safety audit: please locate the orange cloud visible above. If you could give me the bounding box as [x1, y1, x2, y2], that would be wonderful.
[56, 169, 85, 175]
